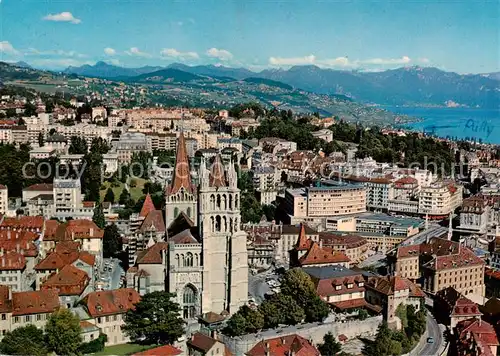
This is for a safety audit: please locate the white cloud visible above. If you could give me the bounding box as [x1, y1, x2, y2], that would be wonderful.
[125, 47, 151, 58]
[43, 12, 81, 24]
[269, 55, 316, 66]
[160, 48, 199, 61]
[25, 48, 85, 58]
[104, 47, 116, 56]
[206, 48, 233, 61]
[361, 56, 411, 65]
[318, 57, 354, 68]
[107, 59, 120, 66]
[418, 57, 431, 64]
[0, 41, 19, 55]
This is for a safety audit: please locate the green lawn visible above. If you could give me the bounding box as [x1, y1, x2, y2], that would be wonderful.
[100, 178, 147, 203]
[94, 343, 157, 355]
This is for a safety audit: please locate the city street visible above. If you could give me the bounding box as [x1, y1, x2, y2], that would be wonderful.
[248, 269, 279, 304]
[98, 258, 124, 290]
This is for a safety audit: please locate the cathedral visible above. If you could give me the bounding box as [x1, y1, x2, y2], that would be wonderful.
[127, 133, 248, 320]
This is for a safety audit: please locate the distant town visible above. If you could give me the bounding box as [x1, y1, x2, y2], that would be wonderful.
[0, 74, 498, 356]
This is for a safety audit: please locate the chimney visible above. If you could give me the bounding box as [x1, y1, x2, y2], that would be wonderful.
[1, 258, 4, 267]
[191, 334, 196, 342]
[7, 231, 10, 240]
[319, 239, 323, 249]
[281, 337, 286, 345]
[16, 243, 19, 253]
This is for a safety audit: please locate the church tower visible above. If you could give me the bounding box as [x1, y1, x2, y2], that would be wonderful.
[165, 132, 197, 229]
[198, 154, 248, 314]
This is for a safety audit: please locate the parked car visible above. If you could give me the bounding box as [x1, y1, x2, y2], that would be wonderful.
[427, 337, 434, 344]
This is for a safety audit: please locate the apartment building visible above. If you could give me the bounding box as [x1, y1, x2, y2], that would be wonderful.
[285, 183, 366, 222]
[81, 288, 141, 346]
[53, 179, 82, 213]
[252, 166, 280, 205]
[22, 183, 54, 203]
[217, 138, 242, 153]
[0, 287, 60, 339]
[388, 237, 485, 303]
[290, 230, 350, 268]
[418, 182, 463, 218]
[311, 129, 334, 142]
[145, 132, 177, 151]
[113, 132, 148, 163]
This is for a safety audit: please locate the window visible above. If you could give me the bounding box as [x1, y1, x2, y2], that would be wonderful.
[36, 314, 41, 321]
[183, 285, 197, 319]
[1, 314, 5, 321]
[13, 317, 19, 323]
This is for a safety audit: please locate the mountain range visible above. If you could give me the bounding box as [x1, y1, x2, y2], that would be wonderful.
[61, 61, 500, 109]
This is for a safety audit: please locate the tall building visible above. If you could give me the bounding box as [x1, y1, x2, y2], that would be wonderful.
[128, 136, 248, 318]
[165, 133, 197, 229]
[198, 154, 248, 314]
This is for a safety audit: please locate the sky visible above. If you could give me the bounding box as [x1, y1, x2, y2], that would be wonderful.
[0, 0, 499, 73]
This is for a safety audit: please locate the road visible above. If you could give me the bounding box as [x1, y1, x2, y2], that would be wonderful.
[411, 313, 443, 356]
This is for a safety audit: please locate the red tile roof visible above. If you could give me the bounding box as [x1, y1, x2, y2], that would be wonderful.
[456, 318, 499, 356]
[436, 287, 481, 317]
[0, 230, 38, 242]
[23, 183, 53, 192]
[0, 251, 26, 270]
[82, 288, 140, 317]
[55, 220, 104, 241]
[133, 345, 182, 356]
[332, 298, 367, 310]
[318, 233, 367, 249]
[0, 216, 44, 231]
[298, 242, 350, 266]
[41, 264, 89, 296]
[35, 249, 95, 271]
[139, 194, 156, 218]
[426, 245, 484, 271]
[12, 290, 60, 316]
[0, 285, 12, 313]
[246, 334, 320, 356]
[43, 220, 60, 241]
[136, 242, 168, 264]
[138, 210, 165, 233]
[188, 332, 232, 356]
[365, 276, 425, 297]
[313, 273, 364, 298]
[394, 176, 418, 186]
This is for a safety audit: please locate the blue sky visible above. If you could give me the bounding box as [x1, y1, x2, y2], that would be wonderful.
[0, 0, 498, 73]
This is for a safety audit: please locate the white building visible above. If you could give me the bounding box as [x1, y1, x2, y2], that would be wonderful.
[0, 185, 7, 215]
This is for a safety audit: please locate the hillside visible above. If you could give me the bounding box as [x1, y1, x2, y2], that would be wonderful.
[242, 77, 293, 90]
[130, 68, 207, 83]
[64, 61, 163, 78]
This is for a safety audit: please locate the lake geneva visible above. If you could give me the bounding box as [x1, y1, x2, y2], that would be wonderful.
[385, 106, 500, 144]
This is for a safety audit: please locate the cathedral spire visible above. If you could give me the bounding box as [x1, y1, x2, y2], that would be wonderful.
[168, 132, 194, 195]
[209, 154, 226, 188]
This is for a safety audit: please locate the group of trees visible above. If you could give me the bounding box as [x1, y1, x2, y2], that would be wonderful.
[363, 305, 427, 356]
[122, 291, 185, 345]
[223, 269, 329, 336]
[0, 309, 106, 356]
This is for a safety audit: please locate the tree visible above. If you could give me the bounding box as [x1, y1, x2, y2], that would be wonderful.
[142, 181, 163, 195]
[317, 332, 342, 356]
[81, 151, 103, 201]
[280, 268, 316, 307]
[119, 188, 131, 205]
[68, 136, 88, 154]
[363, 322, 402, 356]
[222, 312, 247, 337]
[236, 305, 264, 333]
[104, 187, 115, 203]
[45, 308, 82, 355]
[103, 223, 122, 258]
[269, 293, 304, 325]
[23, 102, 37, 117]
[90, 137, 110, 155]
[92, 203, 106, 229]
[0, 325, 48, 355]
[123, 291, 185, 345]
[37, 132, 44, 147]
